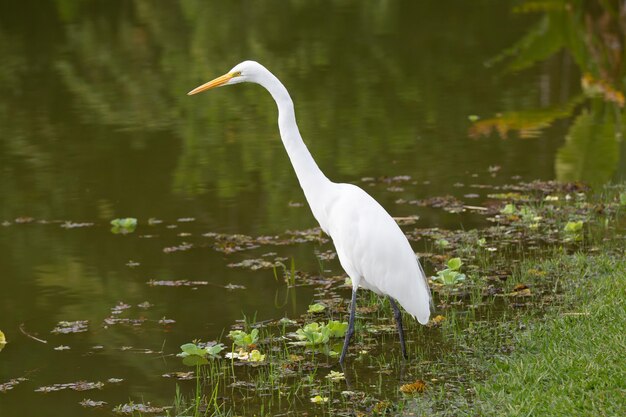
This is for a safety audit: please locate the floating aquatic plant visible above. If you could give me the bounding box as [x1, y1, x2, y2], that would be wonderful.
[433, 258, 467, 285]
[110, 218, 137, 234]
[564, 220, 583, 233]
[177, 342, 225, 366]
[310, 395, 329, 404]
[247, 349, 265, 362]
[501, 203, 517, 215]
[294, 320, 348, 346]
[307, 303, 326, 313]
[225, 348, 265, 362]
[228, 329, 259, 350]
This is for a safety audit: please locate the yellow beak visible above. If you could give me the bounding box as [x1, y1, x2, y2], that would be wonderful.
[187, 72, 237, 95]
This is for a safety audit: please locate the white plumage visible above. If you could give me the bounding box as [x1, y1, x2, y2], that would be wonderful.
[188, 60, 431, 363]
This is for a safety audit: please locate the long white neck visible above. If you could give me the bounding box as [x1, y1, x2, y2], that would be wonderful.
[255, 69, 332, 212]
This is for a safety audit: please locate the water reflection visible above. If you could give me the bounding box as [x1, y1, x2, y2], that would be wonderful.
[470, 0, 626, 186]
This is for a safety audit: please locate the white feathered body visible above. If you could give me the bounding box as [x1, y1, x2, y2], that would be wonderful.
[310, 182, 431, 325]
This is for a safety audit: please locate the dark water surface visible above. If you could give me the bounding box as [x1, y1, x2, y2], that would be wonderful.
[1, 0, 624, 415]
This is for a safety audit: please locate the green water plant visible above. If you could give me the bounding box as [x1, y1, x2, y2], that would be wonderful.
[564, 220, 583, 233]
[110, 217, 137, 234]
[433, 257, 466, 286]
[325, 320, 348, 338]
[501, 203, 517, 215]
[177, 342, 225, 366]
[307, 303, 326, 313]
[294, 320, 348, 346]
[228, 329, 259, 350]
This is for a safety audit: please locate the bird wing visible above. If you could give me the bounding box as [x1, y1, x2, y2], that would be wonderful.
[324, 183, 431, 324]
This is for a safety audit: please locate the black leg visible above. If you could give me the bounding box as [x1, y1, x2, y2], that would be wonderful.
[339, 289, 358, 365]
[389, 297, 407, 359]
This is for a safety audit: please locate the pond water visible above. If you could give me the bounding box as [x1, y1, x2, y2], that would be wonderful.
[1, 0, 624, 415]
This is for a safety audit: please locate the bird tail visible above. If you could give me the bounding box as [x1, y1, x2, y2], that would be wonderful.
[395, 258, 431, 325]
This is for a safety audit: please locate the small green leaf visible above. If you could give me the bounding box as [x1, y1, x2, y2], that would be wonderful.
[307, 303, 326, 313]
[325, 320, 348, 338]
[110, 218, 137, 234]
[179, 343, 206, 357]
[619, 192, 626, 206]
[247, 349, 265, 362]
[447, 258, 462, 271]
[501, 204, 517, 215]
[228, 329, 259, 349]
[206, 343, 225, 357]
[564, 220, 583, 233]
[182, 355, 208, 366]
[435, 238, 450, 248]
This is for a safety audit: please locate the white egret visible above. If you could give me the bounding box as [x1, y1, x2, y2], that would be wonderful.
[188, 61, 431, 364]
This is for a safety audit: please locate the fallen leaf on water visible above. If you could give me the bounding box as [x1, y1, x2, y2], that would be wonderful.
[147, 280, 208, 287]
[80, 399, 107, 408]
[400, 380, 427, 394]
[163, 242, 193, 253]
[51, 320, 89, 334]
[162, 371, 194, 380]
[111, 302, 131, 314]
[54, 345, 70, 351]
[114, 402, 170, 414]
[35, 381, 104, 392]
[103, 317, 146, 326]
[0, 378, 27, 392]
[227, 258, 278, 270]
[61, 221, 94, 229]
[223, 283, 246, 290]
[15, 217, 34, 224]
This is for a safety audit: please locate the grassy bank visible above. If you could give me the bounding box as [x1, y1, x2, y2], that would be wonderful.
[472, 251, 626, 416]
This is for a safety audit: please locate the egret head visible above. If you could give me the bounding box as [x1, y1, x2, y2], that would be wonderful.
[187, 61, 267, 95]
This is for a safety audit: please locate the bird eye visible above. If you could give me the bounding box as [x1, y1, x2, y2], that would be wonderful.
[232, 71, 242, 77]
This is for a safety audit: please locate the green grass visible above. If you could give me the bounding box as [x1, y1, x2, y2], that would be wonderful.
[474, 252, 626, 416]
